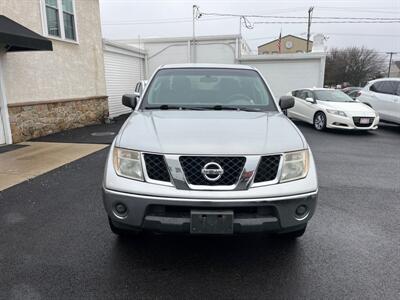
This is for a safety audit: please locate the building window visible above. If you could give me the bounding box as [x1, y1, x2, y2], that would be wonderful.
[62, 0, 76, 40]
[43, 0, 77, 41]
[45, 0, 60, 37]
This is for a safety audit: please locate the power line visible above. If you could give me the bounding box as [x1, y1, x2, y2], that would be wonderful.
[253, 20, 400, 24]
[102, 16, 233, 26]
[316, 7, 400, 14]
[198, 11, 400, 21]
[246, 33, 400, 41]
[102, 10, 400, 26]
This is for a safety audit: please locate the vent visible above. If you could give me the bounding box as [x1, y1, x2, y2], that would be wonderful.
[254, 155, 281, 183]
[143, 154, 170, 182]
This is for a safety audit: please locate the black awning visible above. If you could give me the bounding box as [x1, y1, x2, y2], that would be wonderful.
[0, 15, 53, 52]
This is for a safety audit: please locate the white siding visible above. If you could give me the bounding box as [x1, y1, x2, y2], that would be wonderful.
[196, 43, 236, 64]
[124, 37, 238, 76]
[240, 53, 326, 99]
[146, 42, 189, 77]
[104, 50, 145, 118]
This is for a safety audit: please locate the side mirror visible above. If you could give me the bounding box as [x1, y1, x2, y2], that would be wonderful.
[122, 94, 138, 109]
[305, 97, 315, 103]
[279, 96, 295, 110]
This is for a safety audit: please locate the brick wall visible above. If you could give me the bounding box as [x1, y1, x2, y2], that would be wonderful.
[8, 96, 108, 143]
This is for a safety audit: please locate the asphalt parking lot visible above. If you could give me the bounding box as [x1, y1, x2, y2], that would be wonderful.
[0, 120, 399, 299]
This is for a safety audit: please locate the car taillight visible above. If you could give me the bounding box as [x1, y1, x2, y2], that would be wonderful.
[355, 91, 361, 98]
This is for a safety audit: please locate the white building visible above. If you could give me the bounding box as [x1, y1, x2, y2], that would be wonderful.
[119, 34, 251, 76]
[0, 0, 107, 144]
[103, 34, 326, 118]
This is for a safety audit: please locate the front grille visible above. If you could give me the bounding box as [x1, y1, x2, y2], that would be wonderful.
[353, 117, 374, 127]
[143, 154, 170, 182]
[179, 156, 246, 186]
[254, 155, 281, 183]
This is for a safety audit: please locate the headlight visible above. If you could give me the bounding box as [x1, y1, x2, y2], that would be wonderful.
[326, 109, 347, 117]
[113, 148, 143, 181]
[280, 150, 309, 183]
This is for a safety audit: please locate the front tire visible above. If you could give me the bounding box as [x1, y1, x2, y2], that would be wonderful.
[314, 112, 327, 131]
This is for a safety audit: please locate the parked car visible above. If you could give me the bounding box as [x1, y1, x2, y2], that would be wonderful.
[102, 64, 318, 238]
[357, 78, 400, 124]
[287, 88, 379, 131]
[342, 87, 362, 99]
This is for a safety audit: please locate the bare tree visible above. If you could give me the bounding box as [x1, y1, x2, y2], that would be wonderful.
[325, 47, 386, 87]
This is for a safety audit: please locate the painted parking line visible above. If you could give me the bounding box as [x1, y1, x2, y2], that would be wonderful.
[0, 141, 107, 191]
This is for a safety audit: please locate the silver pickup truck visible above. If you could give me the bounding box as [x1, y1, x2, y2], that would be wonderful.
[102, 64, 318, 238]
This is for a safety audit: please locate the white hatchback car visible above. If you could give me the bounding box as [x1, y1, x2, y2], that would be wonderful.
[287, 88, 379, 131]
[357, 78, 400, 124]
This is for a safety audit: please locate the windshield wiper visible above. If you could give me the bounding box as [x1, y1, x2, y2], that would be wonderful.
[144, 105, 212, 111]
[144, 105, 264, 112]
[144, 105, 184, 110]
[212, 105, 263, 112]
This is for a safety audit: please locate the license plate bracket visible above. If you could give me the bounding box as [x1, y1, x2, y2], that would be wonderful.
[360, 118, 370, 124]
[190, 210, 234, 234]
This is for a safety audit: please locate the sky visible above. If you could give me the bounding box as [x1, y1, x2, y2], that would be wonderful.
[100, 0, 400, 59]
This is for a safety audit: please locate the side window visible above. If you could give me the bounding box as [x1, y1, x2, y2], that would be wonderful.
[305, 91, 314, 99]
[348, 90, 357, 97]
[391, 81, 400, 96]
[370, 82, 381, 93]
[298, 90, 307, 100]
[380, 81, 397, 95]
[371, 81, 398, 95]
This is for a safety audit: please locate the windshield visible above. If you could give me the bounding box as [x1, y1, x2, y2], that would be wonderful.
[314, 90, 355, 102]
[141, 68, 277, 111]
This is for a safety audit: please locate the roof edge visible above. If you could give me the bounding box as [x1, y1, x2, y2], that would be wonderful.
[257, 34, 313, 49]
[115, 34, 241, 44]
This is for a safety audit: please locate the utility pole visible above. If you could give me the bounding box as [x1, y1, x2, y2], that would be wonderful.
[238, 16, 242, 60]
[386, 52, 398, 77]
[192, 5, 199, 63]
[306, 6, 314, 53]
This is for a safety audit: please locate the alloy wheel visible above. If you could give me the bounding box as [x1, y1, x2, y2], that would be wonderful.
[314, 113, 326, 130]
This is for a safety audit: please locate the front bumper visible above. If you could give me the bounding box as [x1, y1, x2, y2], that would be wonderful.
[103, 188, 318, 234]
[326, 114, 379, 130]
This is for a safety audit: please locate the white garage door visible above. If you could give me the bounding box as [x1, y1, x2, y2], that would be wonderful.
[104, 50, 145, 118]
[240, 53, 326, 99]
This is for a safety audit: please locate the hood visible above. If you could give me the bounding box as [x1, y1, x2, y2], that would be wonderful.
[117, 111, 305, 155]
[318, 100, 375, 115]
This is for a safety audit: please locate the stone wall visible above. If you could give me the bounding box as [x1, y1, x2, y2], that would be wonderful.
[8, 96, 108, 143]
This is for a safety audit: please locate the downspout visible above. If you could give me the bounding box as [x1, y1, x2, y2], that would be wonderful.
[144, 53, 149, 79]
[0, 50, 13, 144]
[320, 54, 326, 87]
[235, 37, 240, 63]
[187, 40, 191, 63]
